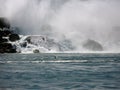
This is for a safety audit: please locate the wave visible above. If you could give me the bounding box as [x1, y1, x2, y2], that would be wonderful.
[0, 59, 117, 64]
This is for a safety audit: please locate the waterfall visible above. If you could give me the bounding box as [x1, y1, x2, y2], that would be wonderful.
[0, 0, 120, 53]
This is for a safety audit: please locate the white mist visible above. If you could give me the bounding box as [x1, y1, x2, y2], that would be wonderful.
[0, 0, 120, 52]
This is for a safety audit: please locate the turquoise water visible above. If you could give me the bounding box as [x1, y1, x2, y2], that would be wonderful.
[0, 53, 120, 90]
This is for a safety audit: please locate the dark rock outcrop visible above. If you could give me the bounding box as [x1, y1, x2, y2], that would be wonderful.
[9, 34, 20, 42]
[33, 49, 40, 53]
[0, 38, 8, 43]
[20, 41, 27, 47]
[83, 39, 103, 51]
[0, 17, 20, 53]
[0, 43, 16, 53]
[0, 30, 12, 37]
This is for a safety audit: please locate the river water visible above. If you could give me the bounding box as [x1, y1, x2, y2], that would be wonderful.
[0, 53, 120, 90]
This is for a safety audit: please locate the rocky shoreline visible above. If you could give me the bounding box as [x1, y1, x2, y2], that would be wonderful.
[0, 17, 104, 53]
[0, 17, 20, 53]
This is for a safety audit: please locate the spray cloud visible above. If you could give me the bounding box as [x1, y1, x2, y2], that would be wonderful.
[0, 0, 120, 51]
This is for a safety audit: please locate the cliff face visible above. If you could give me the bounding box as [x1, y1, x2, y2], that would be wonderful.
[0, 17, 20, 53]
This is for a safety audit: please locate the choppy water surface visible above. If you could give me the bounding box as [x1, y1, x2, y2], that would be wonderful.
[0, 53, 120, 90]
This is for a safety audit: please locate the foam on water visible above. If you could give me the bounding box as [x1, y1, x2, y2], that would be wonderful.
[0, 60, 88, 64]
[9, 35, 120, 53]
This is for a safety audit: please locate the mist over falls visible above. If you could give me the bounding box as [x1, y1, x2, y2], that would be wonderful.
[0, 0, 120, 52]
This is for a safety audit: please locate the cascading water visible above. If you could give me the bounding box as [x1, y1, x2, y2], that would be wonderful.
[0, 0, 120, 53]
